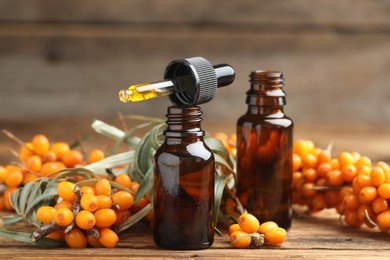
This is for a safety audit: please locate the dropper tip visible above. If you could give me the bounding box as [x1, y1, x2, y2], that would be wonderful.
[118, 89, 133, 103]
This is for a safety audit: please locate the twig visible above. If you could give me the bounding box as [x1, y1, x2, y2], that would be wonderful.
[2, 129, 33, 152]
[31, 221, 63, 242]
[65, 186, 82, 234]
[87, 228, 100, 239]
[224, 184, 246, 215]
[118, 111, 128, 132]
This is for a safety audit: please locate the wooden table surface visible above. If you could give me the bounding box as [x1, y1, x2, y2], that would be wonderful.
[0, 209, 389, 260]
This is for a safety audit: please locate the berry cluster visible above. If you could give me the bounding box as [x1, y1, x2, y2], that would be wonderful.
[229, 213, 287, 249]
[293, 140, 390, 231]
[0, 133, 105, 212]
[33, 176, 152, 248]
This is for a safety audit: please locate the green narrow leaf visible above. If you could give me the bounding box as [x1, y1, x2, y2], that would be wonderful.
[214, 226, 223, 237]
[214, 153, 235, 173]
[205, 137, 229, 156]
[214, 175, 227, 225]
[134, 166, 154, 203]
[114, 203, 152, 234]
[91, 119, 126, 140]
[18, 181, 36, 214]
[25, 187, 58, 215]
[1, 215, 23, 227]
[69, 135, 92, 149]
[0, 229, 65, 248]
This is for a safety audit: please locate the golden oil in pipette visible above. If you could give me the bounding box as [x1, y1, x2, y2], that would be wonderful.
[118, 83, 171, 103]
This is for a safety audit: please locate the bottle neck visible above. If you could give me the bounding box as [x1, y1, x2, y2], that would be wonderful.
[164, 105, 204, 141]
[246, 70, 287, 115]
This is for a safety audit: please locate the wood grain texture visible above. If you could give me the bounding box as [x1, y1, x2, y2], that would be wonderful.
[0, 210, 389, 259]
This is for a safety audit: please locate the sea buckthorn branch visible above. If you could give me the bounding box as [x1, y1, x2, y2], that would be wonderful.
[31, 220, 63, 242]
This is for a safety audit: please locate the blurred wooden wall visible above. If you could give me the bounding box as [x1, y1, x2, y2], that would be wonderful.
[0, 0, 390, 160]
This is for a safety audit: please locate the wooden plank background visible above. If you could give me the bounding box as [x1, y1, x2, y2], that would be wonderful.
[0, 0, 389, 163]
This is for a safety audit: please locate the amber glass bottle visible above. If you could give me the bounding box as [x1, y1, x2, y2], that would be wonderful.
[153, 106, 215, 250]
[236, 70, 293, 229]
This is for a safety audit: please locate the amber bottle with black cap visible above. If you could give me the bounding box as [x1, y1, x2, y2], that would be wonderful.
[236, 70, 293, 229]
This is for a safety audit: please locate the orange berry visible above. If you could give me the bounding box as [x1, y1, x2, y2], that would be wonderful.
[0, 195, 5, 211]
[50, 142, 70, 160]
[229, 223, 242, 235]
[339, 186, 354, 199]
[80, 194, 99, 212]
[23, 173, 38, 185]
[95, 179, 112, 196]
[32, 134, 50, 156]
[357, 204, 376, 228]
[264, 227, 287, 245]
[96, 195, 113, 210]
[42, 151, 57, 163]
[359, 186, 378, 205]
[64, 228, 87, 248]
[94, 208, 117, 228]
[0, 166, 7, 183]
[311, 193, 327, 211]
[57, 181, 76, 202]
[378, 183, 390, 199]
[324, 190, 340, 208]
[355, 174, 372, 189]
[87, 149, 105, 164]
[317, 163, 332, 178]
[98, 228, 119, 248]
[302, 168, 317, 183]
[54, 208, 74, 226]
[337, 152, 355, 169]
[293, 140, 312, 157]
[355, 156, 372, 168]
[258, 221, 279, 234]
[40, 162, 66, 177]
[6, 170, 23, 188]
[357, 165, 371, 176]
[129, 181, 140, 194]
[326, 170, 344, 187]
[370, 166, 386, 187]
[301, 182, 317, 197]
[292, 171, 303, 190]
[25, 155, 42, 173]
[341, 164, 357, 182]
[87, 234, 103, 248]
[377, 210, 390, 229]
[62, 150, 84, 168]
[76, 210, 96, 230]
[372, 197, 388, 214]
[375, 161, 390, 174]
[292, 154, 302, 172]
[4, 187, 17, 211]
[112, 191, 134, 210]
[114, 174, 132, 190]
[114, 209, 131, 226]
[330, 158, 339, 170]
[230, 230, 251, 249]
[19, 143, 34, 162]
[55, 200, 73, 210]
[36, 206, 56, 224]
[342, 194, 360, 211]
[46, 230, 64, 240]
[238, 213, 260, 233]
[80, 185, 95, 195]
[302, 153, 317, 169]
[344, 209, 363, 227]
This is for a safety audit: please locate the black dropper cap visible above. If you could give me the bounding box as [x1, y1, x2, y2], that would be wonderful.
[164, 57, 235, 107]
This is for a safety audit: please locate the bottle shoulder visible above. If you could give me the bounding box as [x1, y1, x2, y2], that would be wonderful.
[237, 113, 293, 128]
[155, 140, 214, 162]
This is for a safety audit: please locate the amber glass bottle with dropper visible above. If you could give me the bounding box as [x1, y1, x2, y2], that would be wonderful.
[236, 70, 293, 229]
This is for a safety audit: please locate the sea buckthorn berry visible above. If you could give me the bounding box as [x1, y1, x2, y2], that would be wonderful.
[330, 158, 339, 170]
[355, 156, 372, 168]
[370, 166, 386, 187]
[98, 228, 119, 248]
[317, 150, 332, 165]
[87, 149, 105, 164]
[46, 230, 64, 240]
[19, 143, 34, 162]
[230, 230, 251, 249]
[378, 183, 390, 199]
[131, 197, 149, 214]
[341, 164, 357, 182]
[36, 206, 56, 224]
[50, 142, 70, 160]
[292, 154, 302, 172]
[54, 207, 74, 226]
[324, 190, 340, 208]
[264, 227, 287, 245]
[6, 170, 23, 188]
[40, 162, 66, 177]
[258, 221, 279, 235]
[94, 208, 117, 228]
[62, 150, 84, 168]
[292, 171, 303, 190]
[355, 174, 372, 189]
[0, 195, 5, 211]
[25, 155, 42, 173]
[42, 151, 57, 163]
[96, 195, 112, 210]
[80, 185, 95, 195]
[23, 173, 37, 185]
[342, 194, 360, 211]
[344, 209, 363, 227]
[338, 152, 355, 169]
[301, 182, 317, 197]
[115, 174, 132, 190]
[377, 210, 390, 229]
[129, 181, 140, 194]
[317, 163, 332, 178]
[359, 186, 378, 205]
[375, 161, 390, 175]
[114, 209, 131, 226]
[238, 213, 260, 233]
[76, 210, 96, 230]
[357, 165, 371, 176]
[80, 194, 99, 212]
[64, 228, 87, 248]
[339, 186, 354, 199]
[326, 170, 344, 187]
[87, 234, 103, 248]
[311, 194, 327, 211]
[4, 187, 17, 211]
[54, 200, 73, 210]
[372, 197, 388, 214]
[293, 140, 312, 157]
[302, 168, 317, 183]
[95, 179, 112, 196]
[357, 205, 376, 228]
[112, 191, 134, 210]
[302, 154, 318, 169]
[0, 166, 7, 183]
[229, 223, 242, 235]
[57, 181, 76, 202]
[32, 134, 50, 156]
